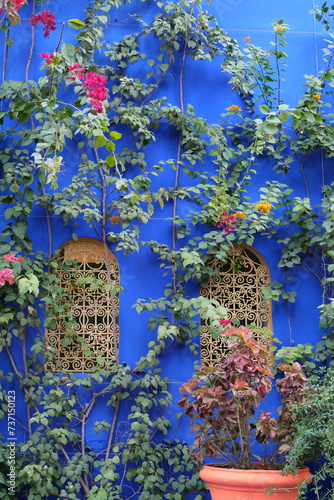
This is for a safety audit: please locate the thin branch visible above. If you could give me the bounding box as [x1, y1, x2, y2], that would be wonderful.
[1, 21, 10, 85]
[22, 331, 32, 438]
[293, 150, 310, 198]
[105, 399, 120, 463]
[172, 40, 187, 292]
[96, 150, 119, 365]
[140, 56, 173, 107]
[25, 0, 36, 82]
[47, 22, 66, 98]
[80, 392, 99, 492]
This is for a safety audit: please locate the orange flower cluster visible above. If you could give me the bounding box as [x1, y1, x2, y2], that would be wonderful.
[228, 105, 242, 112]
[244, 37, 252, 43]
[256, 201, 271, 213]
[312, 93, 321, 100]
[110, 215, 123, 224]
[235, 211, 246, 219]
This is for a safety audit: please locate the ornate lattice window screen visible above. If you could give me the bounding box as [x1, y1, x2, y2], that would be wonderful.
[200, 244, 271, 367]
[45, 238, 120, 372]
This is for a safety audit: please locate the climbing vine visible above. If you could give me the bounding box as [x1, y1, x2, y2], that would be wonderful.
[0, 0, 334, 498]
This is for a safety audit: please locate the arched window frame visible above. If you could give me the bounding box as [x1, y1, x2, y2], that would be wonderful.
[45, 238, 120, 373]
[200, 244, 272, 367]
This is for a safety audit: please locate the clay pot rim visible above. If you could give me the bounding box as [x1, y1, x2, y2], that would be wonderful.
[202, 463, 310, 475]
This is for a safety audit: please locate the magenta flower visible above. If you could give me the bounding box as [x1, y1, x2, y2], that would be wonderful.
[217, 212, 237, 233]
[40, 52, 54, 64]
[68, 67, 108, 112]
[0, 268, 14, 286]
[4, 254, 24, 262]
[12, 0, 25, 9]
[83, 72, 108, 110]
[29, 10, 56, 38]
[219, 319, 231, 326]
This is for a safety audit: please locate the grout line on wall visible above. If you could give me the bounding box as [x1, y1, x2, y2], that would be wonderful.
[0, 215, 174, 220]
[223, 28, 320, 35]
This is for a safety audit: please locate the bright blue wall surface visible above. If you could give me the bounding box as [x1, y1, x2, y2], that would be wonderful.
[0, 0, 329, 498]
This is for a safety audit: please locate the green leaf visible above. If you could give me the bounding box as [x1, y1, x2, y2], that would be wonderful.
[95, 136, 107, 148]
[110, 131, 122, 140]
[5, 38, 14, 47]
[106, 141, 116, 152]
[68, 19, 86, 30]
[263, 122, 280, 134]
[13, 221, 27, 240]
[260, 104, 270, 114]
[61, 44, 76, 63]
[106, 155, 116, 167]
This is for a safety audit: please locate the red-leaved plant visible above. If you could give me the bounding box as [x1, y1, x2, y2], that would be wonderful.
[178, 326, 308, 470]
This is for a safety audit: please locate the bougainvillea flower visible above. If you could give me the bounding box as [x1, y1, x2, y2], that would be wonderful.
[12, 0, 25, 9]
[29, 10, 56, 38]
[219, 319, 231, 326]
[40, 52, 55, 64]
[4, 254, 24, 262]
[0, 268, 14, 285]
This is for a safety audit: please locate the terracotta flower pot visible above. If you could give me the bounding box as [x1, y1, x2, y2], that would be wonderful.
[199, 463, 311, 500]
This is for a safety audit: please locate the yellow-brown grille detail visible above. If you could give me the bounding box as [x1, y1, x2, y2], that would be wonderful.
[200, 244, 271, 366]
[45, 238, 120, 372]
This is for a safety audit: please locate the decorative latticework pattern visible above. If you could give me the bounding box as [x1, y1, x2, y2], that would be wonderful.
[45, 238, 120, 372]
[200, 244, 271, 367]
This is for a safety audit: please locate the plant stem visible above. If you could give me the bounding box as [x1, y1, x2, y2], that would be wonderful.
[26, 0, 36, 82]
[105, 399, 120, 463]
[172, 40, 187, 292]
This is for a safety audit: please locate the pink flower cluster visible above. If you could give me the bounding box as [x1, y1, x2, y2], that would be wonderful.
[29, 9, 56, 38]
[68, 62, 86, 81]
[0, 0, 24, 18]
[219, 319, 231, 326]
[68, 65, 108, 113]
[12, 0, 25, 9]
[84, 71, 108, 113]
[0, 268, 14, 286]
[4, 254, 24, 262]
[217, 212, 237, 233]
[41, 52, 54, 64]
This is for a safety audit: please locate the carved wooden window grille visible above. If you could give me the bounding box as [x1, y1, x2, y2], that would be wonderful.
[200, 244, 272, 367]
[45, 238, 120, 373]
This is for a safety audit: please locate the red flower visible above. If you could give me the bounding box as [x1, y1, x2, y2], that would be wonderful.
[84, 72, 107, 100]
[12, 0, 25, 9]
[89, 99, 104, 113]
[219, 319, 231, 326]
[29, 10, 56, 38]
[69, 63, 81, 70]
[83, 71, 108, 113]
[217, 211, 238, 233]
[0, 268, 14, 286]
[4, 254, 16, 261]
[68, 66, 108, 113]
[40, 52, 54, 64]
[4, 254, 24, 262]
[68, 63, 86, 81]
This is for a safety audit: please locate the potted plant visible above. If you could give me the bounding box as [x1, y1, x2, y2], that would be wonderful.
[178, 326, 312, 499]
